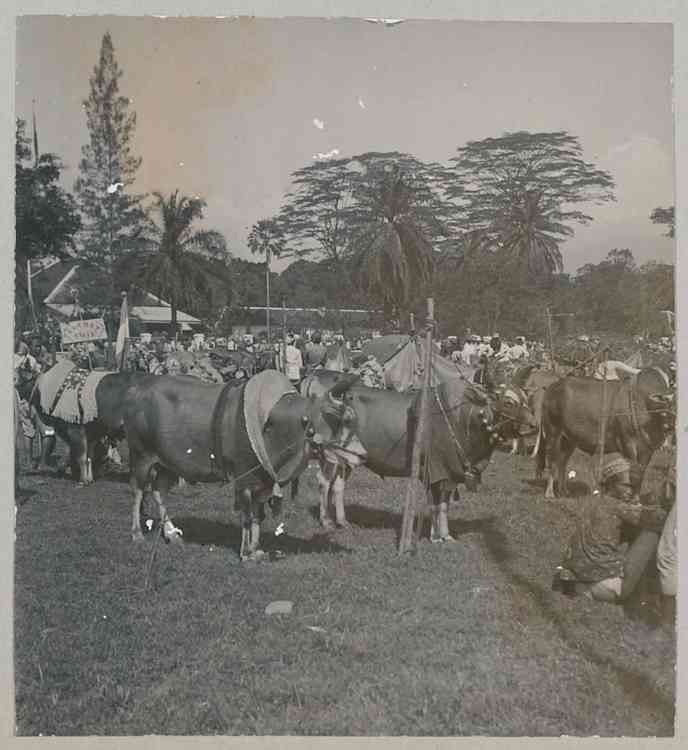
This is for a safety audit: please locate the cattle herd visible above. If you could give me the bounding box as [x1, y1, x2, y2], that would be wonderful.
[15, 334, 675, 565]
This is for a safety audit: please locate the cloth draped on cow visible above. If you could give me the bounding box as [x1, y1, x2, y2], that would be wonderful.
[243, 370, 298, 495]
[412, 377, 489, 484]
[38, 359, 110, 424]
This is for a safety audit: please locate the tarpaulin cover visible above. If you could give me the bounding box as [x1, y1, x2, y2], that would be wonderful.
[361, 335, 466, 392]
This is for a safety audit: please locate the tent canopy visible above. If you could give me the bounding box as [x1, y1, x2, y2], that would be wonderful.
[362, 334, 468, 391]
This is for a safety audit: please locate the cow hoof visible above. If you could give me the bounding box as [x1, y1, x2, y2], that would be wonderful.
[441, 534, 456, 543]
[132, 530, 145, 543]
[241, 549, 266, 562]
[321, 519, 336, 532]
[336, 520, 351, 530]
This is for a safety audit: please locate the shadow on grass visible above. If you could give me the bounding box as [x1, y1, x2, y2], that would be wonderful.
[315, 502, 511, 559]
[478, 524, 675, 732]
[521, 478, 591, 497]
[172, 515, 351, 557]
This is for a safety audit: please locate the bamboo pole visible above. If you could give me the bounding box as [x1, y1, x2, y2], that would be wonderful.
[399, 297, 434, 555]
[546, 306, 555, 371]
[281, 298, 287, 374]
[596, 349, 609, 492]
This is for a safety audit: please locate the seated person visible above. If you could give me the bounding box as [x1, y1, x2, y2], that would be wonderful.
[554, 456, 670, 606]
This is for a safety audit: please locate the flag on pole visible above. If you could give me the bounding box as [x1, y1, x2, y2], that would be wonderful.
[32, 101, 39, 167]
[115, 292, 129, 369]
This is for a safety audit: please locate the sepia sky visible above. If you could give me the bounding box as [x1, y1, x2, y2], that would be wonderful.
[15, 15, 675, 273]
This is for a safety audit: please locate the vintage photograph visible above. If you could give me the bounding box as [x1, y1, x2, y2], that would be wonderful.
[13, 16, 676, 735]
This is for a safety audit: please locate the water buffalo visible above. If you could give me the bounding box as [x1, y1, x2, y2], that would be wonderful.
[120, 370, 361, 560]
[536, 367, 674, 499]
[33, 367, 142, 483]
[299, 369, 536, 542]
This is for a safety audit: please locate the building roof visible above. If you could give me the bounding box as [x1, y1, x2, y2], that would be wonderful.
[35, 260, 200, 324]
[131, 306, 201, 324]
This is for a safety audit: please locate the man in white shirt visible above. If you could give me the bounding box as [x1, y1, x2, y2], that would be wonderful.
[280, 334, 303, 385]
[459, 336, 478, 366]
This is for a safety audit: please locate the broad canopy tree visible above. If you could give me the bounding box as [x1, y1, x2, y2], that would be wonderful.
[277, 151, 453, 314]
[446, 131, 616, 279]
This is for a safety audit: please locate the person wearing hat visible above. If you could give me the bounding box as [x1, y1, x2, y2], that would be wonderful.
[554, 455, 670, 605]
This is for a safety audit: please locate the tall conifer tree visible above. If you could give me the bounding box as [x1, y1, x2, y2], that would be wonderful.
[74, 32, 145, 307]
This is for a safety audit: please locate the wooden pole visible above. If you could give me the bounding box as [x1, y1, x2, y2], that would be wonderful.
[266, 248, 271, 345]
[596, 348, 609, 492]
[27, 258, 38, 329]
[399, 297, 434, 555]
[281, 298, 287, 374]
[546, 306, 556, 371]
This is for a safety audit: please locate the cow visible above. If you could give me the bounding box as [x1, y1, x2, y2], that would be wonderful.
[508, 364, 561, 457]
[120, 370, 363, 560]
[536, 366, 674, 499]
[32, 366, 142, 484]
[298, 369, 536, 542]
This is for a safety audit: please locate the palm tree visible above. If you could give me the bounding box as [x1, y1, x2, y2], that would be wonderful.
[127, 191, 229, 338]
[247, 218, 285, 344]
[349, 167, 436, 317]
[495, 189, 569, 280]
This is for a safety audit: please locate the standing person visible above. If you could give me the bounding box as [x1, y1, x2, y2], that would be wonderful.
[655, 445, 677, 626]
[459, 335, 476, 365]
[280, 334, 303, 386]
[304, 331, 327, 373]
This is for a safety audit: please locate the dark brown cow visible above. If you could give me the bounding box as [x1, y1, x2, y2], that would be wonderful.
[121, 370, 360, 560]
[536, 367, 674, 499]
[299, 370, 536, 542]
[509, 365, 561, 457]
[33, 369, 142, 483]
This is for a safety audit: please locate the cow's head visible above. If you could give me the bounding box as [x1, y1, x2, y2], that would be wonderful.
[308, 374, 367, 467]
[262, 391, 318, 483]
[492, 384, 538, 440]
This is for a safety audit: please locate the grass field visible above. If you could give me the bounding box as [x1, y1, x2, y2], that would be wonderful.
[14, 446, 675, 736]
